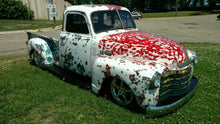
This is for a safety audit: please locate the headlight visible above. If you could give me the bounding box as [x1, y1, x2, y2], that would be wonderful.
[187, 50, 198, 65]
[178, 59, 190, 68]
[149, 72, 161, 89]
[193, 53, 198, 64]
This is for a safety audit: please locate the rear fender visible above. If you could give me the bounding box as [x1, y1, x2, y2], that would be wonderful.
[28, 38, 54, 67]
[91, 57, 166, 107]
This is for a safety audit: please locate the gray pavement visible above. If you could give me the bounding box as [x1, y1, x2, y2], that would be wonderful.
[0, 27, 61, 56]
[135, 14, 220, 43]
[0, 14, 219, 56]
[0, 32, 27, 56]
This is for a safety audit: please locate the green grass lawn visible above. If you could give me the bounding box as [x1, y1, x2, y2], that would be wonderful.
[142, 11, 211, 18]
[0, 20, 62, 31]
[0, 42, 219, 123]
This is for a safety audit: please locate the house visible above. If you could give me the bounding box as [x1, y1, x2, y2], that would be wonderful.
[18, 0, 72, 20]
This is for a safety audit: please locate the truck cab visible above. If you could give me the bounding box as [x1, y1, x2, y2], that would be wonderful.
[59, 5, 136, 76]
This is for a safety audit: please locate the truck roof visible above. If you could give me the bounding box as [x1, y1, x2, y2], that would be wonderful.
[65, 4, 129, 14]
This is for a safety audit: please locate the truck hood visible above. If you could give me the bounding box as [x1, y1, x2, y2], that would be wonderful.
[98, 31, 189, 69]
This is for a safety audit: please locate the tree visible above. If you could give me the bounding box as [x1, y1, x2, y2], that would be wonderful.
[130, 0, 147, 11]
[66, 0, 218, 12]
[208, 0, 218, 9]
[0, 0, 34, 20]
[68, 0, 129, 8]
[148, 0, 176, 12]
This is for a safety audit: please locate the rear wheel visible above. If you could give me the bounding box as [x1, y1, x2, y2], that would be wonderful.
[110, 77, 135, 106]
[33, 50, 43, 67]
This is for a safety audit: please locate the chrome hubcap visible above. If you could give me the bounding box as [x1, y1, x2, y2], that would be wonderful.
[111, 78, 134, 105]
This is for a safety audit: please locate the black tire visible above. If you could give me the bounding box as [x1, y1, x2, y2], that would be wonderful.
[33, 50, 43, 68]
[110, 77, 135, 106]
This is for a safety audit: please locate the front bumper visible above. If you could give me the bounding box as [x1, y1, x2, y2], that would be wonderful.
[146, 77, 198, 117]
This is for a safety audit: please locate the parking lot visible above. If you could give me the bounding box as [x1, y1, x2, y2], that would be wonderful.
[0, 14, 219, 56]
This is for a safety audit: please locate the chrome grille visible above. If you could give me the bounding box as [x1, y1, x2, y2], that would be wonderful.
[159, 66, 193, 102]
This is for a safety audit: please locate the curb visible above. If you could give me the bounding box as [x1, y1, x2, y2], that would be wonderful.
[0, 25, 62, 35]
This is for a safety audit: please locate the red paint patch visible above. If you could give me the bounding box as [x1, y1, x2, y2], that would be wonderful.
[97, 65, 102, 68]
[105, 5, 122, 10]
[90, 4, 121, 10]
[135, 95, 144, 104]
[99, 31, 189, 67]
[129, 74, 135, 80]
[164, 62, 168, 67]
[132, 60, 146, 65]
[135, 71, 140, 76]
[149, 62, 156, 67]
[98, 80, 101, 85]
[156, 95, 159, 101]
[104, 64, 111, 77]
[105, 64, 111, 71]
[115, 75, 120, 78]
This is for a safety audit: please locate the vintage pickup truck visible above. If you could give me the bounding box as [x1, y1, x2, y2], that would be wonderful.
[26, 4, 198, 116]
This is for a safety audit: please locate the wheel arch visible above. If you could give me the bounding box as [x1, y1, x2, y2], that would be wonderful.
[27, 38, 54, 68]
[91, 57, 164, 108]
[91, 57, 137, 95]
[99, 75, 135, 99]
[99, 76, 113, 95]
[29, 49, 35, 58]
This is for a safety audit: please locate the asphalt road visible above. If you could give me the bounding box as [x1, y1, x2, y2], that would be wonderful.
[0, 14, 219, 56]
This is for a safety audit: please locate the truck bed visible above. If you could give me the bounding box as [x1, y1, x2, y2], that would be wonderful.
[27, 32, 59, 61]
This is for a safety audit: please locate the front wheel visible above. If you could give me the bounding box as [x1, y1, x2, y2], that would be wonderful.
[110, 77, 135, 106]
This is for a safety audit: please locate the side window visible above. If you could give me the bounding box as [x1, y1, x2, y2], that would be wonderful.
[66, 13, 89, 34]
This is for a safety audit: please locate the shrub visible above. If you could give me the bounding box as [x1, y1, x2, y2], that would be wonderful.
[211, 10, 220, 14]
[0, 0, 34, 20]
[190, 12, 203, 16]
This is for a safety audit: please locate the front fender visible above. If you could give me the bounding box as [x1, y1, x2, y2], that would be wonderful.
[27, 38, 54, 67]
[91, 56, 166, 108]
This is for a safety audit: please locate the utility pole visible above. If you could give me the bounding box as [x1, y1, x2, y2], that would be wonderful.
[51, 0, 56, 24]
[176, 0, 178, 16]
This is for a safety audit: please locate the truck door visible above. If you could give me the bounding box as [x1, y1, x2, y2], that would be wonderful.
[60, 12, 91, 76]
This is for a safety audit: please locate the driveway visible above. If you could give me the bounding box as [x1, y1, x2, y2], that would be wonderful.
[0, 14, 219, 56]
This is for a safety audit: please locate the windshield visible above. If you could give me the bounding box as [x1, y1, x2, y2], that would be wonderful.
[91, 10, 136, 33]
